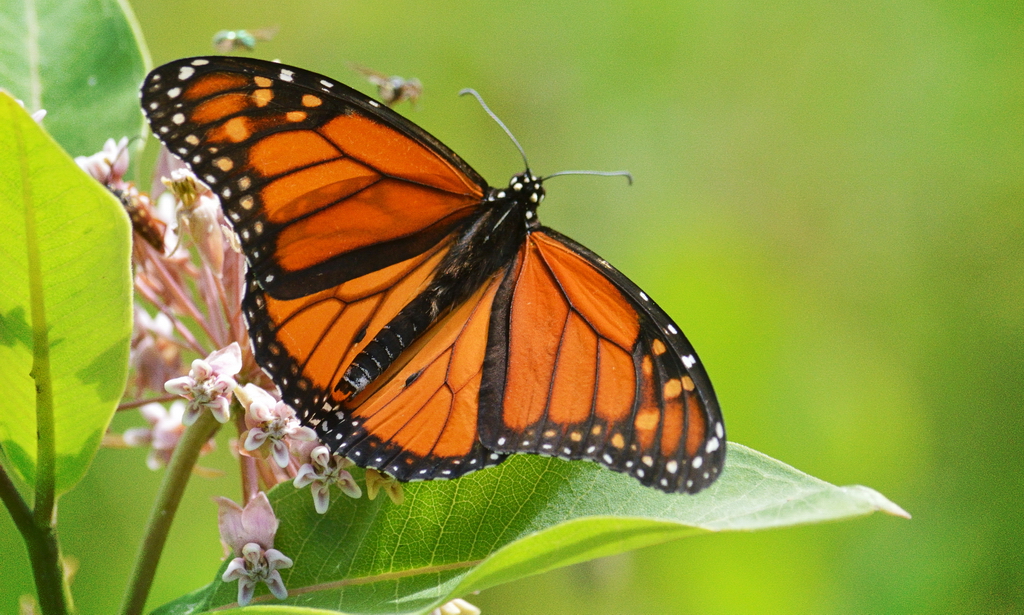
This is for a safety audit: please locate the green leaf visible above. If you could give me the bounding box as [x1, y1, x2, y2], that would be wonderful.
[0, 93, 133, 496]
[153, 443, 907, 614]
[0, 0, 149, 158]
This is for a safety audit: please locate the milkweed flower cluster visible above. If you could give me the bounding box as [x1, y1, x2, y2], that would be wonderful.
[294, 446, 362, 513]
[80, 141, 399, 608]
[164, 343, 242, 425]
[75, 137, 129, 187]
[216, 493, 293, 606]
[239, 384, 318, 468]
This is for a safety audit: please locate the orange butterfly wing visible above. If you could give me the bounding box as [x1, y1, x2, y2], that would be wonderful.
[142, 57, 486, 300]
[244, 239, 453, 415]
[479, 230, 725, 493]
[142, 57, 490, 418]
[316, 271, 509, 479]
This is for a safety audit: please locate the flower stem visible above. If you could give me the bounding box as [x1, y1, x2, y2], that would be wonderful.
[117, 394, 179, 411]
[233, 402, 259, 504]
[0, 463, 69, 615]
[119, 411, 221, 615]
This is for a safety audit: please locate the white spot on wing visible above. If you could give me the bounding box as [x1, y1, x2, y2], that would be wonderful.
[682, 354, 696, 368]
[178, 66, 195, 80]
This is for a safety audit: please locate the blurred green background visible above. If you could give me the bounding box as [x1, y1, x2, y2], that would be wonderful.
[2, 0, 1021, 613]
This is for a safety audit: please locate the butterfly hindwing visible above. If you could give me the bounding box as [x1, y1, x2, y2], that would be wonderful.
[479, 230, 724, 493]
[316, 272, 510, 480]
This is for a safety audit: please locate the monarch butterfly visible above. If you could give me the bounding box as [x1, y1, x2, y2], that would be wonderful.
[140, 57, 725, 494]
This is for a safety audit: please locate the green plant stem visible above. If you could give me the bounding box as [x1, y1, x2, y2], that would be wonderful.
[0, 463, 69, 615]
[119, 411, 221, 615]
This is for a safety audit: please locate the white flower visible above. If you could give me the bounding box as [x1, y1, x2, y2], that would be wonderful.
[216, 493, 293, 606]
[164, 343, 242, 425]
[293, 446, 361, 513]
[74, 137, 129, 186]
[239, 384, 318, 468]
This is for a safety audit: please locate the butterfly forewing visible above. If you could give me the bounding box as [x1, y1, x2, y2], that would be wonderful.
[140, 57, 486, 300]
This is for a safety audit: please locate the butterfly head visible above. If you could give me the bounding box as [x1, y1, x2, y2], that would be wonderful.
[507, 170, 545, 221]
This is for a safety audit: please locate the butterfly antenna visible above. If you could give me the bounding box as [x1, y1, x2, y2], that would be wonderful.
[459, 88, 530, 171]
[541, 170, 634, 185]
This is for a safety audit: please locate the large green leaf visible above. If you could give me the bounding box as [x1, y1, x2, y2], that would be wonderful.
[0, 0, 149, 158]
[154, 443, 907, 614]
[0, 93, 133, 496]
